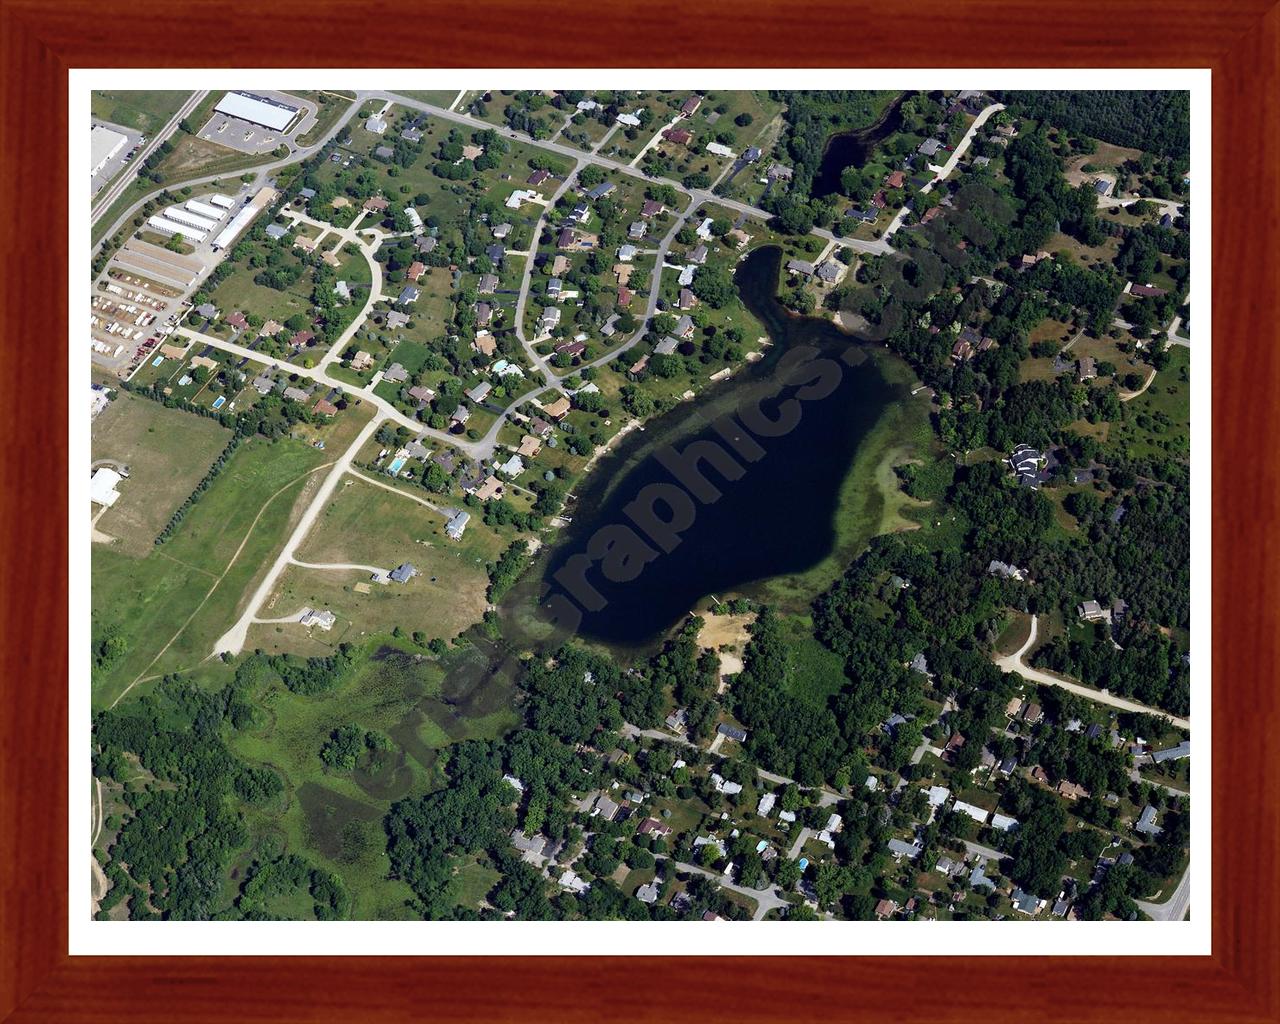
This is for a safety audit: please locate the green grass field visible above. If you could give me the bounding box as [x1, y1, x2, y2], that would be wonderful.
[208, 255, 316, 323]
[91, 429, 345, 709]
[223, 637, 518, 917]
[1107, 345, 1191, 461]
[92, 391, 232, 556]
[92, 91, 190, 134]
[291, 475, 503, 640]
[780, 615, 848, 707]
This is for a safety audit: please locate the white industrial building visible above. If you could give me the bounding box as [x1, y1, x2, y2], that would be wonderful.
[91, 125, 128, 176]
[164, 206, 219, 233]
[185, 199, 226, 222]
[147, 215, 206, 243]
[90, 468, 124, 508]
[213, 91, 299, 133]
[206, 194, 236, 209]
[212, 186, 278, 251]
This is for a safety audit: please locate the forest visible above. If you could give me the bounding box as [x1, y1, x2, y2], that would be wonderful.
[998, 90, 1191, 161]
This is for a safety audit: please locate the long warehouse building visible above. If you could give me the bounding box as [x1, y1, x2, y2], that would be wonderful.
[213, 91, 299, 132]
[206, 194, 236, 210]
[91, 125, 128, 176]
[212, 186, 279, 251]
[185, 199, 227, 221]
[147, 216, 206, 243]
[164, 206, 219, 233]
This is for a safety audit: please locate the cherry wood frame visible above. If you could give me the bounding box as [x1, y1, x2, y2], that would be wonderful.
[2, 1, 1276, 1020]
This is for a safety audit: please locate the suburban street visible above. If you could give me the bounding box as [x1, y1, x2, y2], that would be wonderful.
[1137, 865, 1191, 921]
[995, 614, 1192, 730]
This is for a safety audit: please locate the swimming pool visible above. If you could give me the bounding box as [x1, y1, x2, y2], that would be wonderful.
[387, 456, 406, 474]
[211, 396, 226, 409]
[152, 356, 164, 366]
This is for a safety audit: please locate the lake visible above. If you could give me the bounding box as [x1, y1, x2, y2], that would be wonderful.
[811, 92, 909, 198]
[528, 245, 905, 650]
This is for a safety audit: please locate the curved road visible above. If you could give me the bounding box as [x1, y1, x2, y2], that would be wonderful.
[93, 92, 362, 257]
[996, 615, 1191, 730]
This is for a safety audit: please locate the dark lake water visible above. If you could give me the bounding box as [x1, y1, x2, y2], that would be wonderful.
[528, 246, 902, 649]
[811, 92, 909, 198]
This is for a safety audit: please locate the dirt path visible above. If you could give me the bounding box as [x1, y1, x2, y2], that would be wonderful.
[109, 459, 336, 708]
[1119, 367, 1157, 401]
[91, 778, 107, 916]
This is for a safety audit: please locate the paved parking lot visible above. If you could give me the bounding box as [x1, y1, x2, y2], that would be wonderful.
[196, 91, 317, 154]
[90, 120, 143, 198]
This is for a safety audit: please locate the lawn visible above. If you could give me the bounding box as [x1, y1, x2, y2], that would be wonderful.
[393, 91, 462, 109]
[292, 476, 504, 641]
[92, 390, 232, 556]
[780, 615, 848, 707]
[296, 92, 354, 147]
[90, 415, 365, 709]
[1106, 345, 1191, 461]
[92, 90, 190, 134]
[208, 254, 316, 323]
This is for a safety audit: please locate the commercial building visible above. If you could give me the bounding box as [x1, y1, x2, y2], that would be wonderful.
[90, 125, 128, 176]
[212, 186, 279, 251]
[90, 468, 123, 508]
[206, 194, 236, 209]
[213, 91, 299, 133]
[147, 215, 206, 243]
[184, 199, 226, 222]
[164, 206, 219, 234]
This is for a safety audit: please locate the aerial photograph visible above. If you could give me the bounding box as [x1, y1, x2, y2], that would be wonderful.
[88, 86, 1192, 924]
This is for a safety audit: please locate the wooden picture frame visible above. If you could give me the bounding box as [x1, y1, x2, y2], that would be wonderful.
[2, 1, 1275, 1019]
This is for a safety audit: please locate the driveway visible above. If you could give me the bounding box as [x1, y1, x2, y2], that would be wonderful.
[995, 615, 1191, 730]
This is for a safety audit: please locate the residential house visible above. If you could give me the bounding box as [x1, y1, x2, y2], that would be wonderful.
[542, 396, 571, 421]
[388, 562, 416, 583]
[383, 363, 409, 385]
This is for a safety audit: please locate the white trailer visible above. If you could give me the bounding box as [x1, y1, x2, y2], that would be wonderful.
[147, 215, 206, 243]
[164, 206, 219, 233]
[185, 199, 226, 222]
[206, 194, 236, 209]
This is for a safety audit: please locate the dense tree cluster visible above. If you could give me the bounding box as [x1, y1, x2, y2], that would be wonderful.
[999, 90, 1191, 161]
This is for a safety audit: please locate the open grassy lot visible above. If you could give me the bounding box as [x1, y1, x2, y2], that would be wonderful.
[1107, 344, 1190, 461]
[292, 475, 503, 640]
[92, 391, 232, 556]
[152, 134, 275, 186]
[296, 92, 354, 147]
[208, 252, 316, 322]
[393, 91, 461, 109]
[92, 91, 190, 134]
[779, 614, 848, 707]
[90, 411, 373, 709]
